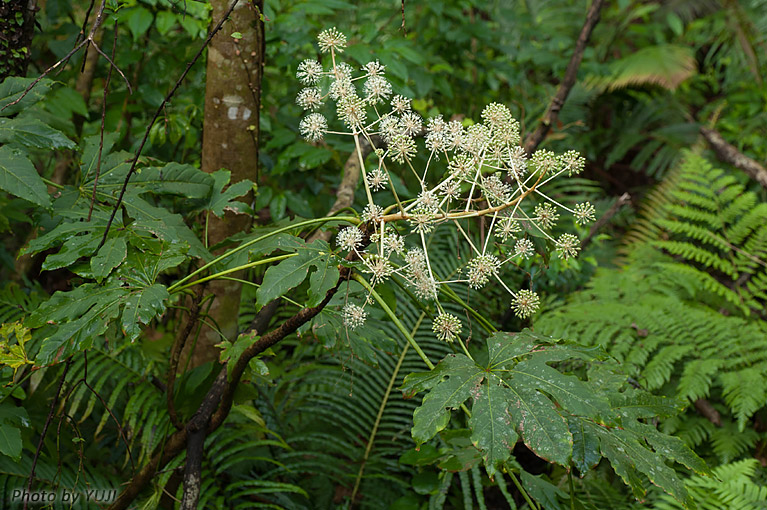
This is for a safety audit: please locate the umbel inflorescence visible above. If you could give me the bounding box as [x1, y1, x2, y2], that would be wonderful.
[297, 28, 596, 342]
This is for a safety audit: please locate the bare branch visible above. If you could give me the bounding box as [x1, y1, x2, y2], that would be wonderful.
[522, 0, 605, 155]
[1, 1, 111, 113]
[24, 359, 72, 510]
[580, 192, 631, 250]
[700, 127, 767, 188]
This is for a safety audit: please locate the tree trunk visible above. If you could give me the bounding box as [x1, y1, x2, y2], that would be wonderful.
[187, 0, 264, 367]
[0, 0, 37, 81]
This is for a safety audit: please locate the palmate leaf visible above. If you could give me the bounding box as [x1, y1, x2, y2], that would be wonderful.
[409, 355, 484, 445]
[0, 77, 52, 117]
[0, 425, 22, 462]
[0, 145, 51, 208]
[89, 159, 214, 199]
[26, 280, 170, 364]
[91, 237, 128, 282]
[203, 169, 253, 217]
[0, 117, 75, 149]
[256, 239, 339, 307]
[401, 330, 708, 503]
[27, 282, 128, 364]
[120, 283, 169, 340]
[469, 380, 518, 474]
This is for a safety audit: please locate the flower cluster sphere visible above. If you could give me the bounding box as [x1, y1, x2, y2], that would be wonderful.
[296, 29, 597, 341]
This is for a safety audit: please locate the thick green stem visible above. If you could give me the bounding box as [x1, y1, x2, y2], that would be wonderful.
[349, 314, 423, 506]
[169, 216, 358, 292]
[170, 253, 296, 293]
[353, 274, 433, 369]
[508, 470, 539, 510]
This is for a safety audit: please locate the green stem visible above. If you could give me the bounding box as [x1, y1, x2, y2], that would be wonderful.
[439, 285, 497, 333]
[353, 274, 433, 369]
[215, 276, 304, 308]
[354, 274, 472, 419]
[569, 469, 575, 510]
[349, 314, 423, 507]
[456, 336, 474, 360]
[169, 216, 358, 292]
[42, 177, 64, 189]
[507, 470, 539, 510]
[169, 253, 296, 293]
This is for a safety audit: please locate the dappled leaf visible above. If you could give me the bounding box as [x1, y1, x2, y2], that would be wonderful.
[91, 237, 128, 281]
[469, 380, 518, 476]
[120, 284, 169, 340]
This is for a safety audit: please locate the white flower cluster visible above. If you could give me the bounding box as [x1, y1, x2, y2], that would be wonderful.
[297, 29, 598, 341]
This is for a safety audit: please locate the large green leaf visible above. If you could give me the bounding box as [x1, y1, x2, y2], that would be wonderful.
[90, 161, 214, 199]
[120, 284, 169, 340]
[569, 419, 600, 474]
[0, 77, 52, 117]
[0, 145, 51, 208]
[256, 240, 338, 307]
[91, 237, 128, 281]
[0, 425, 22, 462]
[0, 117, 75, 149]
[469, 380, 518, 476]
[204, 169, 253, 217]
[409, 355, 484, 444]
[28, 283, 128, 364]
[41, 233, 101, 271]
[123, 192, 211, 260]
[306, 252, 340, 307]
[511, 348, 609, 418]
[401, 329, 706, 504]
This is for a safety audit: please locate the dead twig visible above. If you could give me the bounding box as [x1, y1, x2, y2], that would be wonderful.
[580, 192, 631, 250]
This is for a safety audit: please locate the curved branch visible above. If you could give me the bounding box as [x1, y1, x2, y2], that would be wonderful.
[522, 0, 605, 155]
[700, 127, 767, 188]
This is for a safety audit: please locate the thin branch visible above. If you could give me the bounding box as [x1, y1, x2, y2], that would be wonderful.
[24, 359, 72, 510]
[83, 378, 136, 471]
[401, 0, 407, 36]
[90, 40, 133, 94]
[580, 192, 631, 250]
[522, 0, 604, 155]
[700, 126, 767, 188]
[1, 1, 111, 113]
[107, 239, 366, 510]
[99, 0, 242, 249]
[167, 287, 205, 430]
[88, 19, 117, 221]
